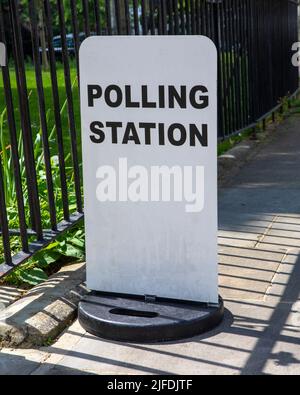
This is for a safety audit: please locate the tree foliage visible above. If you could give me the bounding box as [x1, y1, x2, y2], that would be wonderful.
[19, 0, 107, 36]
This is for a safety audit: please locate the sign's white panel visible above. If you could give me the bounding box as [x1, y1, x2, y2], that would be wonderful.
[80, 36, 218, 303]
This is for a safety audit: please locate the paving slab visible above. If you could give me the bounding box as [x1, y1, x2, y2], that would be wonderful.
[0, 286, 25, 309]
[0, 349, 47, 375]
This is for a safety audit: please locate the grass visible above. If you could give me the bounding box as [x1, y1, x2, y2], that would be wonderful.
[290, 98, 300, 114]
[0, 62, 80, 155]
[0, 62, 85, 287]
[0, 61, 81, 223]
[218, 128, 253, 157]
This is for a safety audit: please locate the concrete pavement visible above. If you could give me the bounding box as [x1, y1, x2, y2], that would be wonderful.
[1, 113, 300, 375]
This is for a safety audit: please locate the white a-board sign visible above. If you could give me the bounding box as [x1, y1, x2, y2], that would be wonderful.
[80, 36, 218, 304]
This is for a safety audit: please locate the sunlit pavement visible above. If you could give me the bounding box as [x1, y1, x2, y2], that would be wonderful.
[1, 114, 300, 375]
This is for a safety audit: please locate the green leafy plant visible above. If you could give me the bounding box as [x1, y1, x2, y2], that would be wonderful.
[4, 227, 85, 286]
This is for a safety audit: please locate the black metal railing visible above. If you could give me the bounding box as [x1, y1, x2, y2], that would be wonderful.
[0, 0, 299, 277]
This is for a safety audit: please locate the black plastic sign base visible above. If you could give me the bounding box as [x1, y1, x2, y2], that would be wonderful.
[78, 292, 224, 343]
